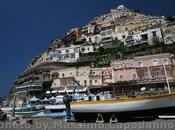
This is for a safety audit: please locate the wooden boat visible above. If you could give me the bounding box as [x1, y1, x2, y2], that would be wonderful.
[70, 92, 175, 121]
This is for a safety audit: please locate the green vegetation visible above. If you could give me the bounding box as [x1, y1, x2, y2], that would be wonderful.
[166, 16, 175, 22]
[92, 42, 175, 67]
[41, 80, 53, 98]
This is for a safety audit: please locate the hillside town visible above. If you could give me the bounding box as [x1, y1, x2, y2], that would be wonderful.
[7, 5, 175, 107]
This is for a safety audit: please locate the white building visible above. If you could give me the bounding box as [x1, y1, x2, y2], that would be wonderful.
[124, 27, 163, 46]
[51, 45, 80, 63]
[85, 34, 101, 44]
[100, 24, 115, 43]
[162, 23, 175, 44]
[79, 44, 98, 54]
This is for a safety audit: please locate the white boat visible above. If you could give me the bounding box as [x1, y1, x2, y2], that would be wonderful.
[33, 95, 67, 117]
[45, 104, 66, 112]
[45, 95, 66, 112]
[71, 93, 175, 121]
[1, 108, 12, 113]
[2, 105, 44, 118]
[1, 97, 45, 118]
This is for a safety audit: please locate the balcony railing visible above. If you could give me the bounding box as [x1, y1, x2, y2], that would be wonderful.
[89, 74, 102, 78]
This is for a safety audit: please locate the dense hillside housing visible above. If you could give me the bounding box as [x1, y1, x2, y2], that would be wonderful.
[10, 5, 175, 106]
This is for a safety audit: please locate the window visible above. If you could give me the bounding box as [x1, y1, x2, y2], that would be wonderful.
[132, 74, 137, 80]
[95, 80, 98, 83]
[125, 63, 130, 68]
[106, 31, 112, 35]
[152, 71, 161, 78]
[89, 80, 92, 85]
[81, 48, 85, 52]
[119, 74, 125, 81]
[164, 58, 169, 65]
[152, 31, 157, 37]
[130, 63, 134, 67]
[144, 72, 149, 78]
[88, 38, 92, 42]
[152, 59, 158, 66]
[84, 80, 87, 84]
[101, 32, 106, 36]
[138, 61, 143, 67]
[66, 50, 69, 53]
[113, 64, 121, 69]
[62, 73, 65, 77]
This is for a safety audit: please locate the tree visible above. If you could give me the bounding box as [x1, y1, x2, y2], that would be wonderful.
[166, 16, 175, 22]
[98, 47, 105, 55]
[41, 80, 53, 98]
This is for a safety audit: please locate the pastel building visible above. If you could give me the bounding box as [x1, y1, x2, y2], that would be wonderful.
[112, 53, 175, 83]
[102, 67, 113, 85]
[50, 66, 105, 93]
[89, 68, 103, 88]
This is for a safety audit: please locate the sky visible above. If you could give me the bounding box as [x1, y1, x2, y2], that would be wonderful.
[0, 0, 174, 97]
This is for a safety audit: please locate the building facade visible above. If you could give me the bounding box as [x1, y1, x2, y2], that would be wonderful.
[112, 53, 175, 83]
[162, 23, 175, 44]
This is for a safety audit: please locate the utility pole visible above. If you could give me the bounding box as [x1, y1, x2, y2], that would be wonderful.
[163, 64, 171, 94]
[12, 93, 16, 117]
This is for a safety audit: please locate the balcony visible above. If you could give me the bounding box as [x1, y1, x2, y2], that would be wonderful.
[137, 75, 166, 81]
[139, 38, 148, 44]
[89, 74, 102, 78]
[113, 65, 124, 70]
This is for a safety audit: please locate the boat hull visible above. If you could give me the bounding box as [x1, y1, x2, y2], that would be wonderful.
[71, 93, 175, 121]
[73, 106, 175, 122]
[6, 110, 44, 118]
[45, 105, 66, 113]
[1, 106, 45, 118]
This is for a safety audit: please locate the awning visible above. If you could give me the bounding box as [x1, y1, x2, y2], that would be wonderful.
[66, 89, 73, 93]
[51, 90, 58, 94]
[29, 96, 40, 102]
[58, 88, 67, 93]
[75, 89, 84, 92]
[84, 87, 88, 91]
[46, 91, 51, 94]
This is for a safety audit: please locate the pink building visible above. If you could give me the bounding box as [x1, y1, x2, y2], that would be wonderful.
[102, 67, 113, 85]
[112, 53, 175, 83]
